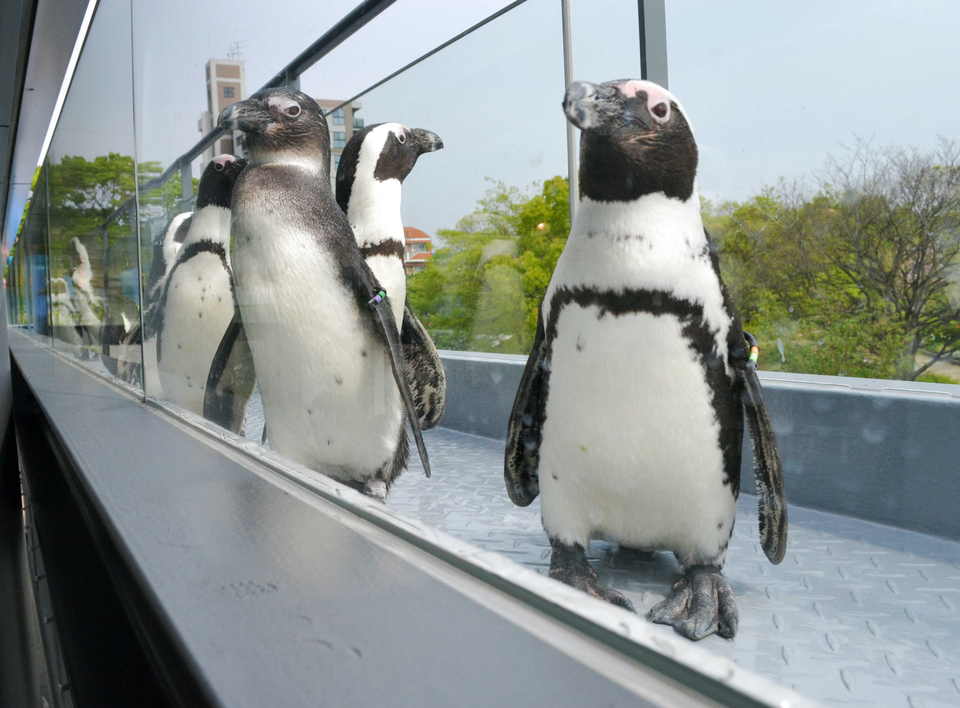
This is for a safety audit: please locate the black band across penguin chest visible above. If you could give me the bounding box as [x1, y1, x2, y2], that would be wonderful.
[541, 286, 742, 494]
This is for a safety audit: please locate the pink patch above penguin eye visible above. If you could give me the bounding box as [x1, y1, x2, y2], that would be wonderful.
[620, 80, 647, 98]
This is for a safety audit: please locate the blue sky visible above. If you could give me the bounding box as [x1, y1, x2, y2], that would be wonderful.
[49, 0, 960, 240]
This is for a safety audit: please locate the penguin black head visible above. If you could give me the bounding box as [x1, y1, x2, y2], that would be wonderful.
[218, 87, 329, 168]
[335, 122, 443, 213]
[195, 154, 247, 210]
[563, 79, 698, 203]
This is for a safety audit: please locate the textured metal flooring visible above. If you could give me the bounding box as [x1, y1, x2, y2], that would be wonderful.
[77, 357, 960, 706]
[382, 428, 960, 708]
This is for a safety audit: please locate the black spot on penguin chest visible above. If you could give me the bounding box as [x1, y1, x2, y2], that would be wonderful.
[540, 286, 742, 493]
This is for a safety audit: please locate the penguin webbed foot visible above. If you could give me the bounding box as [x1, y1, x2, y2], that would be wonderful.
[648, 565, 738, 640]
[363, 479, 388, 503]
[549, 539, 635, 613]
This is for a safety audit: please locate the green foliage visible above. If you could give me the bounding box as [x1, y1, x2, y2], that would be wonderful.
[916, 372, 960, 384]
[408, 176, 569, 353]
[414, 140, 960, 383]
[715, 139, 960, 381]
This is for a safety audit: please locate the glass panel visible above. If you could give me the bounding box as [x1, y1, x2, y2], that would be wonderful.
[43, 0, 141, 379]
[312, 0, 567, 354]
[571, 1, 641, 81]
[667, 1, 960, 384]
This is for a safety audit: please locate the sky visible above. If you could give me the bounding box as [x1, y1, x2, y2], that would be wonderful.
[47, 0, 960, 241]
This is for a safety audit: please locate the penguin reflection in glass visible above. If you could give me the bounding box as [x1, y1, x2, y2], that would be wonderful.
[155, 154, 249, 423]
[216, 87, 429, 499]
[336, 123, 447, 430]
[505, 80, 787, 641]
[115, 209, 193, 392]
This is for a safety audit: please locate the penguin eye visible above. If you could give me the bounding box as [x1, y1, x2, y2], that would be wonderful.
[285, 104, 301, 117]
[214, 162, 225, 171]
[650, 102, 670, 122]
[397, 133, 406, 144]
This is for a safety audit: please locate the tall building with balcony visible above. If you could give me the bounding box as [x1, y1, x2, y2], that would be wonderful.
[403, 227, 432, 274]
[197, 59, 247, 168]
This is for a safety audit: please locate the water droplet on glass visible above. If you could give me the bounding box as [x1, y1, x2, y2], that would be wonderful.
[776, 338, 785, 363]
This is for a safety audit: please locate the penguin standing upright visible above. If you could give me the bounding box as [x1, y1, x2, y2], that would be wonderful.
[336, 122, 447, 429]
[67, 237, 102, 358]
[115, 210, 193, 390]
[505, 80, 787, 641]
[216, 87, 429, 499]
[155, 154, 247, 421]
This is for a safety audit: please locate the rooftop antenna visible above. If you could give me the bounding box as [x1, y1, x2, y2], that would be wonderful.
[227, 41, 246, 61]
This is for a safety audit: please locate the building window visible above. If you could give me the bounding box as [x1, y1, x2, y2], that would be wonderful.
[223, 86, 235, 98]
[332, 132, 346, 149]
[333, 154, 341, 170]
[332, 108, 345, 125]
[412, 243, 428, 254]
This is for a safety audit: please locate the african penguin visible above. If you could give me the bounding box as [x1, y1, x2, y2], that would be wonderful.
[336, 122, 447, 429]
[504, 79, 787, 641]
[115, 212, 193, 389]
[155, 154, 247, 421]
[147, 210, 192, 305]
[67, 237, 102, 358]
[217, 87, 429, 500]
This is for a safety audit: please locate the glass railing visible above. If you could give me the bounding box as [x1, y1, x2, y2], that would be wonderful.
[6, 1, 960, 706]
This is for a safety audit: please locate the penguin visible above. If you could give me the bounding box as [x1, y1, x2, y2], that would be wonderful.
[114, 211, 192, 388]
[50, 276, 84, 350]
[216, 86, 429, 500]
[147, 210, 192, 305]
[66, 237, 102, 359]
[335, 122, 447, 429]
[504, 79, 787, 641]
[154, 154, 248, 425]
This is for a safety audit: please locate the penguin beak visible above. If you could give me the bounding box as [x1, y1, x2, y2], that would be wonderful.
[218, 99, 273, 135]
[563, 81, 619, 132]
[411, 128, 443, 155]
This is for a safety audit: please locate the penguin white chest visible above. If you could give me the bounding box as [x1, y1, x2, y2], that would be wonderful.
[365, 254, 406, 328]
[158, 253, 234, 415]
[537, 303, 736, 566]
[232, 218, 402, 482]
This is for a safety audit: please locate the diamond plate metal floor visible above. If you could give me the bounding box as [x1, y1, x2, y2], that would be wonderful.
[76, 356, 960, 707]
[383, 427, 960, 708]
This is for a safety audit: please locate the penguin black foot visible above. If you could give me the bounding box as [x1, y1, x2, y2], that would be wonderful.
[648, 565, 738, 640]
[548, 538, 635, 613]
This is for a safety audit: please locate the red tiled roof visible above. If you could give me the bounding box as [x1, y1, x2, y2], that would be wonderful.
[403, 226, 430, 243]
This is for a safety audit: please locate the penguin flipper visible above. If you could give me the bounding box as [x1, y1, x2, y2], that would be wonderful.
[738, 344, 788, 565]
[349, 263, 430, 478]
[504, 305, 546, 507]
[203, 308, 257, 435]
[367, 290, 431, 479]
[401, 298, 446, 430]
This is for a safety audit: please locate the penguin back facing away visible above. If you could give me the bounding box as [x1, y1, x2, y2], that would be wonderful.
[505, 79, 786, 640]
[335, 122, 447, 429]
[218, 87, 429, 498]
[156, 154, 246, 418]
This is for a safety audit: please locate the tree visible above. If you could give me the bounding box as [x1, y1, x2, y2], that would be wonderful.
[407, 176, 570, 353]
[714, 138, 960, 380]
